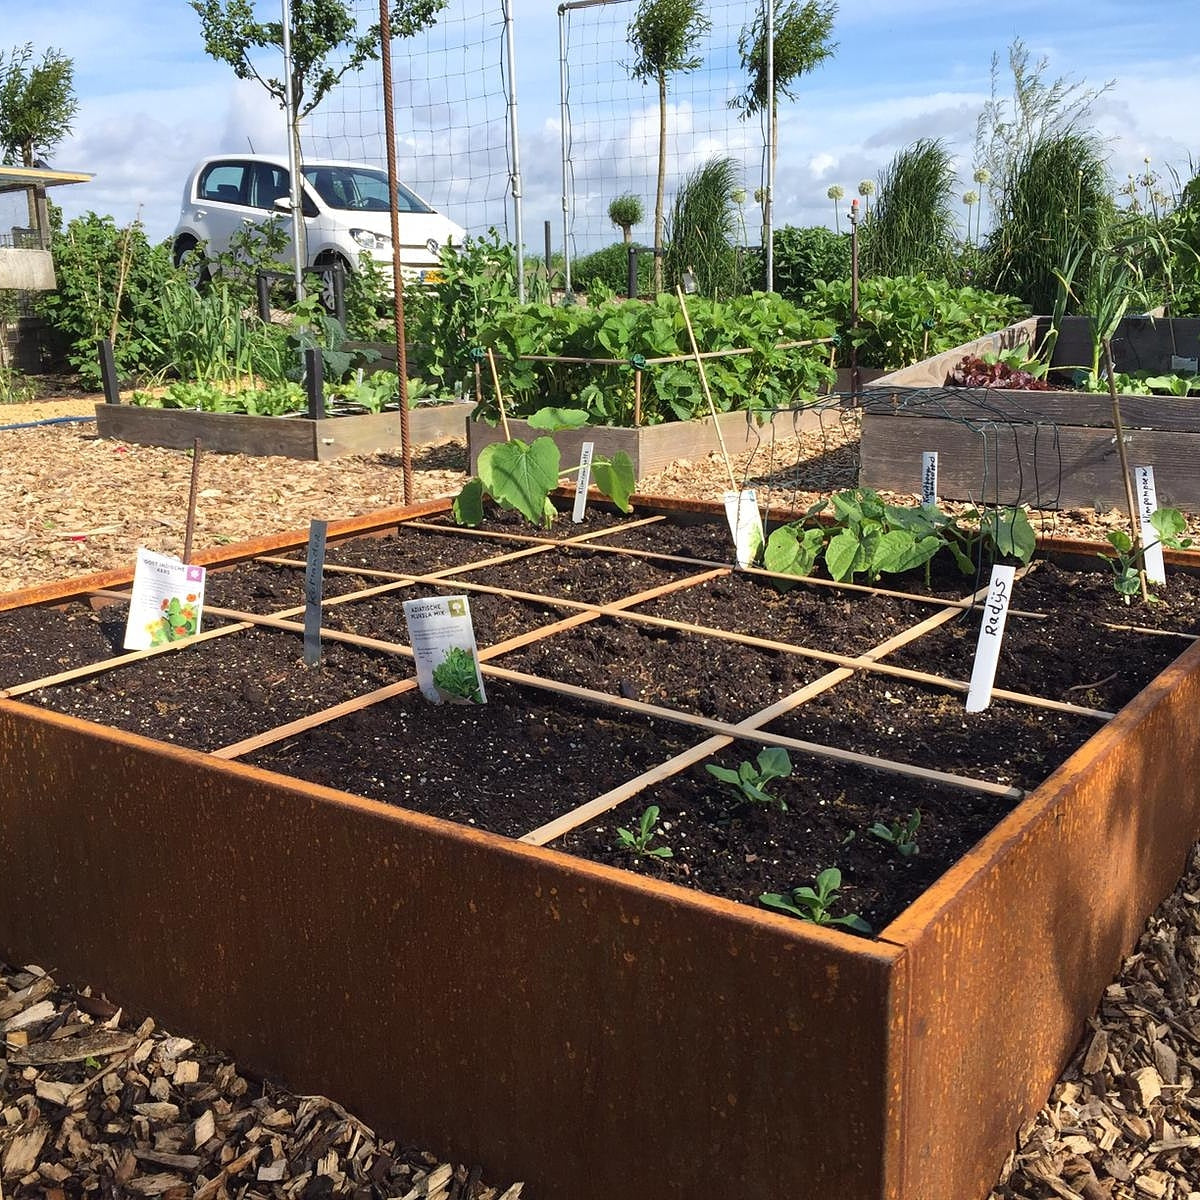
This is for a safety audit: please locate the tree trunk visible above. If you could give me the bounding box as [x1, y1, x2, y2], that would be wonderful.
[654, 71, 667, 296]
[622, 226, 632, 245]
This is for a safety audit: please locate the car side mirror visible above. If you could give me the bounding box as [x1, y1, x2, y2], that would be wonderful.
[273, 196, 293, 213]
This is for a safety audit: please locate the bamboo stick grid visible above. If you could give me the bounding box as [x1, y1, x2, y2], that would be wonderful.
[4, 508, 1185, 849]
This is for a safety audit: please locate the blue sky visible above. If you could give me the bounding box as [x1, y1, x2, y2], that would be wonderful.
[6, 0, 1199, 256]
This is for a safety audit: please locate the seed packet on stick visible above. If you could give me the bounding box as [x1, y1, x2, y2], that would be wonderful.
[124, 549, 206, 650]
[403, 595, 487, 704]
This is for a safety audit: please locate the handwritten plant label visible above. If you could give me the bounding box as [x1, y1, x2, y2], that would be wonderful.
[724, 489, 764, 568]
[303, 519, 328, 665]
[921, 451, 938, 506]
[124, 549, 206, 650]
[402, 595, 487, 705]
[1134, 466, 1167, 586]
[965, 564, 1016, 713]
[572, 441, 595, 523]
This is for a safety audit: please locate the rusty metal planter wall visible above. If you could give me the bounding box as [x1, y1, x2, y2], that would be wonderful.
[3, 511, 1200, 1200]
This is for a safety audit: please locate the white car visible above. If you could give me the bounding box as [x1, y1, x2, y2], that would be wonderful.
[172, 154, 465, 285]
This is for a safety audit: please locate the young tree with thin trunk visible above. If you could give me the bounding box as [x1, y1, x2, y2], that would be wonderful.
[627, 0, 711, 294]
[191, 0, 446, 189]
[730, 0, 837, 244]
[0, 43, 77, 168]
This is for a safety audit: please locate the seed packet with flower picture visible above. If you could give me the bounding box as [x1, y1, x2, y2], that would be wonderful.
[123, 548, 207, 650]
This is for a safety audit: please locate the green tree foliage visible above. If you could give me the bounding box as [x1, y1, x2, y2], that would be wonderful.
[0, 43, 77, 166]
[861, 138, 958, 278]
[730, 0, 836, 241]
[608, 193, 645, 244]
[190, 0, 446, 166]
[626, 0, 711, 292]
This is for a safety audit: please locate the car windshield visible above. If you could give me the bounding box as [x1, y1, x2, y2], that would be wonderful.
[301, 165, 433, 215]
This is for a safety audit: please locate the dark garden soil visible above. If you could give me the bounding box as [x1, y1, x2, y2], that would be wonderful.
[3, 510, 1198, 932]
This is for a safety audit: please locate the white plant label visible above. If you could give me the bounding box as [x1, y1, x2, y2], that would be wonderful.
[1134, 465, 1167, 586]
[402, 595, 487, 705]
[921, 451, 938, 506]
[965, 564, 1016, 713]
[724, 489, 764, 568]
[124, 549, 206, 651]
[572, 441, 595, 523]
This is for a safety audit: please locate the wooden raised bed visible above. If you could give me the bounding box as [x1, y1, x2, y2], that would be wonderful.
[94, 400, 471, 460]
[860, 317, 1200, 509]
[468, 404, 838, 481]
[3, 502, 1200, 1200]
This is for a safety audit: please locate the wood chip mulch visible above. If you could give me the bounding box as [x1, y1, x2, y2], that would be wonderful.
[0, 962, 522, 1199]
[6, 394, 1200, 1198]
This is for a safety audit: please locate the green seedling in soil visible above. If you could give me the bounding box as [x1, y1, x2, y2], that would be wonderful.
[760, 867, 872, 934]
[452, 406, 635, 528]
[869, 809, 921, 858]
[616, 805, 674, 859]
[706, 747, 792, 810]
[432, 645, 484, 703]
[1103, 507, 1193, 603]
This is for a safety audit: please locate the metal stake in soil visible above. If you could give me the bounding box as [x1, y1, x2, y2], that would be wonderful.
[379, 0, 414, 506]
[182, 437, 203, 564]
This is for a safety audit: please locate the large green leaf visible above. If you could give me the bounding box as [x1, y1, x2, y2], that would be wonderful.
[452, 477, 485, 527]
[477, 436, 561, 526]
[592, 451, 636, 512]
[526, 406, 590, 432]
[763, 525, 823, 577]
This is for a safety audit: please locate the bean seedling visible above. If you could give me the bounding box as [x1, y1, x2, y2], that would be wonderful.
[869, 809, 921, 858]
[616, 805, 673, 859]
[1103, 507, 1193, 602]
[706, 747, 792, 810]
[760, 867, 871, 934]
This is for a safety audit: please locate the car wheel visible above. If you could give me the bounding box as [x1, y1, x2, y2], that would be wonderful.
[173, 235, 210, 287]
[312, 253, 351, 320]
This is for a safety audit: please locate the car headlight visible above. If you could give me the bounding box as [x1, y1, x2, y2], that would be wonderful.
[351, 228, 391, 251]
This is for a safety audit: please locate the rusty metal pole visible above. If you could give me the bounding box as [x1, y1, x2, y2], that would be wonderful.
[182, 438, 203, 565]
[379, 0, 414, 505]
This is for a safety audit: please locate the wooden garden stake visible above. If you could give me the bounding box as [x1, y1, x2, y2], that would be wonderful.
[634, 367, 642, 427]
[676, 285, 737, 490]
[182, 437, 203, 565]
[487, 346, 512, 442]
[1103, 339, 1149, 603]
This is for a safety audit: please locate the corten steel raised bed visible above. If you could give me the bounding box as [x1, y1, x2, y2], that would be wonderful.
[3, 501, 1200, 1200]
[467, 404, 839, 482]
[860, 317, 1200, 510]
[93, 399, 472, 460]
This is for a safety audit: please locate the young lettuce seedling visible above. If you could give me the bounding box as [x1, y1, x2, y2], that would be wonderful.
[760, 867, 871, 934]
[706, 747, 792, 810]
[868, 809, 921, 858]
[616, 805, 673, 859]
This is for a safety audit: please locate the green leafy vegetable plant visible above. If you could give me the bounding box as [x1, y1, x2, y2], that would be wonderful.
[760, 867, 872, 934]
[763, 488, 1036, 584]
[869, 809, 921, 858]
[616, 805, 674, 859]
[452, 407, 636, 528]
[1103, 507, 1194, 602]
[431, 645, 483, 703]
[706, 747, 792, 810]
